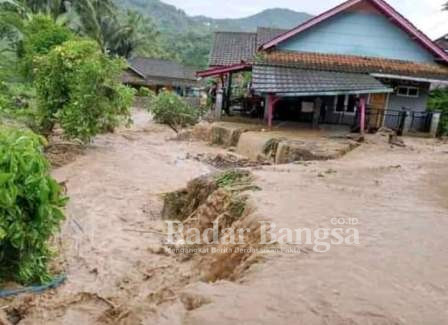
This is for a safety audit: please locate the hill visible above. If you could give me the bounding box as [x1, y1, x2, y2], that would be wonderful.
[115, 0, 313, 68]
[193, 8, 312, 32]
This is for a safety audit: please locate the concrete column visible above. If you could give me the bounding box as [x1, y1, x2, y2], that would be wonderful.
[402, 111, 412, 135]
[215, 89, 224, 120]
[264, 95, 270, 121]
[267, 94, 274, 129]
[430, 112, 441, 138]
[224, 73, 233, 115]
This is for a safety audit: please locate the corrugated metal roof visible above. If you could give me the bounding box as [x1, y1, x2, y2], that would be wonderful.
[252, 65, 392, 95]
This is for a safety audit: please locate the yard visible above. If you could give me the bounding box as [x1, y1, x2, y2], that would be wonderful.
[2, 108, 447, 324]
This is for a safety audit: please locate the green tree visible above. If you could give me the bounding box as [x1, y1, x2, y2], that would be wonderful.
[149, 90, 199, 134]
[19, 14, 74, 79]
[1, 0, 164, 59]
[34, 39, 135, 141]
[428, 88, 448, 135]
[112, 10, 166, 58]
[0, 127, 67, 284]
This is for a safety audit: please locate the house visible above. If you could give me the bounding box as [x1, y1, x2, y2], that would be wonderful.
[198, 0, 448, 135]
[123, 57, 199, 96]
[435, 34, 448, 53]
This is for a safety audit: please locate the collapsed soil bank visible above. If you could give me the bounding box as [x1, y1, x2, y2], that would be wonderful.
[162, 169, 265, 282]
[190, 121, 360, 164]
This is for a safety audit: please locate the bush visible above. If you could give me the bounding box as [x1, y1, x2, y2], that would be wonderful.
[34, 39, 135, 142]
[136, 87, 153, 97]
[149, 90, 199, 133]
[428, 88, 448, 136]
[0, 82, 38, 131]
[0, 127, 67, 284]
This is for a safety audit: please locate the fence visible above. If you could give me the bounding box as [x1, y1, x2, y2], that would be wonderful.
[321, 107, 434, 134]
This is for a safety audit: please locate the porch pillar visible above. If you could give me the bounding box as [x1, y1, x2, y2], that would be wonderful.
[402, 111, 412, 135]
[430, 111, 441, 138]
[360, 96, 367, 135]
[312, 97, 323, 129]
[215, 88, 224, 120]
[266, 94, 279, 129]
[224, 73, 233, 115]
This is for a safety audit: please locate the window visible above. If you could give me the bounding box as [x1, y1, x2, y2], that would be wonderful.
[396, 86, 419, 98]
[334, 95, 358, 114]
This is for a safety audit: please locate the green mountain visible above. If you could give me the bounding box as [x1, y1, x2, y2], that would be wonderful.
[192, 8, 312, 32]
[115, 0, 312, 68]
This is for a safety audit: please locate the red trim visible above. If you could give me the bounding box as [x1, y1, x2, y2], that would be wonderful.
[196, 63, 252, 78]
[261, 0, 448, 63]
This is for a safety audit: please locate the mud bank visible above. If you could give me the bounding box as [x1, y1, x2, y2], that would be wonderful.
[162, 170, 265, 282]
[189, 121, 359, 164]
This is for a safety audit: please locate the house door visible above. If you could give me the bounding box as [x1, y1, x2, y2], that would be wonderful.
[369, 93, 387, 129]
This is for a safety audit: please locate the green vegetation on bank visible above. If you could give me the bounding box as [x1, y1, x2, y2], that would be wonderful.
[0, 2, 137, 284]
[428, 89, 448, 136]
[0, 128, 67, 284]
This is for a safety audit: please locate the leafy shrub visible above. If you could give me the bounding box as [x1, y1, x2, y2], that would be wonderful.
[34, 39, 135, 142]
[149, 90, 199, 133]
[0, 127, 67, 284]
[428, 88, 448, 136]
[0, 82, 38, 130]
[136, 87, 153, 97]
[20, 15, 74, 80]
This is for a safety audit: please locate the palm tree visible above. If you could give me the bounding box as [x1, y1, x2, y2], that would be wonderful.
[107, 10, 162, 58]
[1, 0, 163, 58]
[71, 0, 116, 52]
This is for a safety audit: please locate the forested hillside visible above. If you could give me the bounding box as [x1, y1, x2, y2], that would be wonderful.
[115, 0, 312, 67]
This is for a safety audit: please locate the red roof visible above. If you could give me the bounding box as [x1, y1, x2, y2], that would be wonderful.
[259, 51, 448, 80]
[260, 0, 448, 63]
[196, 63, 252, 78]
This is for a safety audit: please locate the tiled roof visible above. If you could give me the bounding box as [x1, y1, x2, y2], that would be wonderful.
[209, 28, 289, 66]
[435, 34, 448, 52]
[256, 27, 288, 48]
[129, 57, 197, 81]
[209, 32, 257, 66]
[252, 65, 392, 95]
[258, 51, 448, 80]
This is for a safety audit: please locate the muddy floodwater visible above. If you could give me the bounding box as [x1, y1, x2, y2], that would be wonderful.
[2, 108, 448, 324]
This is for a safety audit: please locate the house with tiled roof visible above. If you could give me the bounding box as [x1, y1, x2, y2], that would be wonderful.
[435, 34, 448, 53]
[123, 57, 198, 95]
[198, 0, 448, 134]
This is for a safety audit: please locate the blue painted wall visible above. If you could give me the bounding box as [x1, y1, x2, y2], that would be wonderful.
[387, 82, 430, 112]
[278, 11, 435, 63]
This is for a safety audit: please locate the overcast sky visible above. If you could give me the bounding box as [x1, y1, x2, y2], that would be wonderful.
[161, 0, 447, 39]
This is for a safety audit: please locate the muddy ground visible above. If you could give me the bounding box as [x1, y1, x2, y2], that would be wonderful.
[1, 108, 448, 324]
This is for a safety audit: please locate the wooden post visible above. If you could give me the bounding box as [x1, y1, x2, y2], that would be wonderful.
[360, 96, 366, 135]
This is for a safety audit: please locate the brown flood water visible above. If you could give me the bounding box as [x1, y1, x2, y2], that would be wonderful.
[2, 109, 448, 324]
